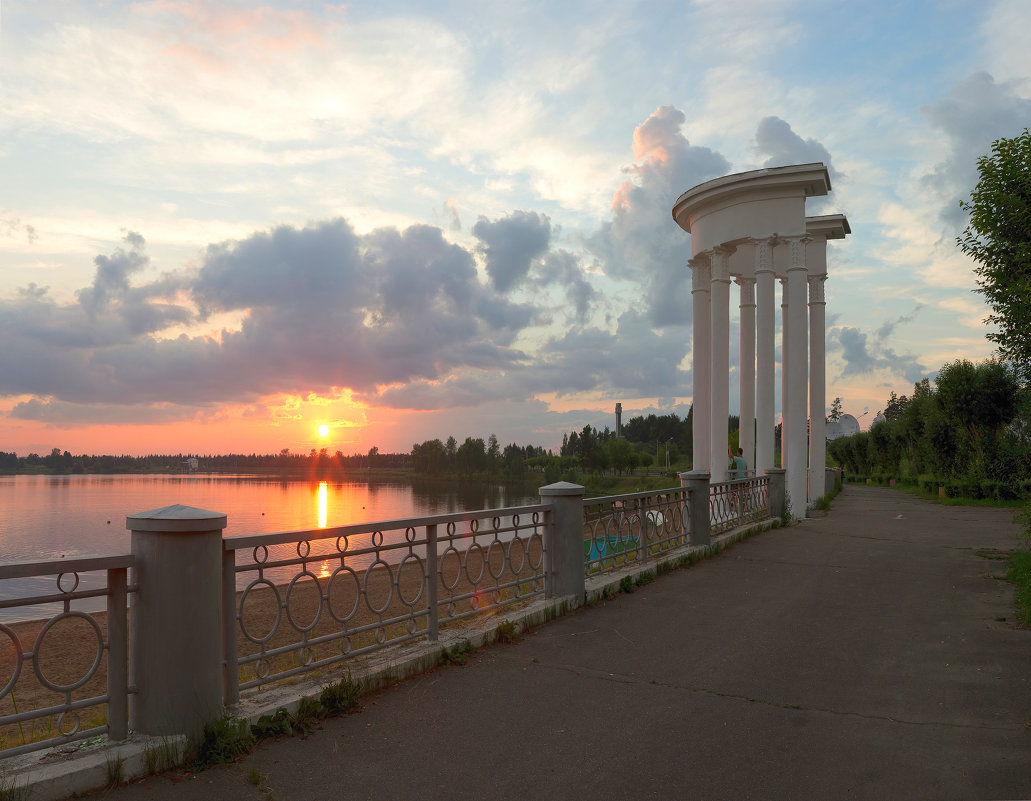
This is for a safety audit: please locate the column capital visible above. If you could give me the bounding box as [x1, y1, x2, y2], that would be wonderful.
[752, 237, 775, 274]
[710, 247, 732, 283]
[808, 274, 827, 304]
[689, 255, 711, 292]
[784, 234, 812, 267]
[735, 276, 756, 306]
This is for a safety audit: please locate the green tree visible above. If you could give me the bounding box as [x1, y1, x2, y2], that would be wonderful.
[883, 391, 909, 422]
[935, 358, 1020, 478]
[606, 437, 638, 475]
[958, 128, 1031, 372]
[827, 397, 842, 422]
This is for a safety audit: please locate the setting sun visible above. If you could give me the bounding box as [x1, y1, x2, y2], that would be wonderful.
[317, 424, 330, 437]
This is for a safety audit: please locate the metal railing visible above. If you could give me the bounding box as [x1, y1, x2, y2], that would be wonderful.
[222, 504, 548, 698]
[0, 555, 132, 758]
[583, 488, 689, 576]
[0, 473, 783, 759]
[710, 476, 770, 534]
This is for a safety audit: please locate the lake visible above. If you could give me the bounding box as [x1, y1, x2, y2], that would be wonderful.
[0, 474, 540, 620]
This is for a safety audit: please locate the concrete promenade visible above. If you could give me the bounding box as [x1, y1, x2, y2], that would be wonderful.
[87, 485, 1031, 800]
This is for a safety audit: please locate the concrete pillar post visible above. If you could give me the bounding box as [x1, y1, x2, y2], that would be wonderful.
[755, 238, 776, 472]
[736, 275, 756, 470]
[710, 247, 732, 479]
[786, 236, 810, 517]
[808, 275, 827, 503]
[127, 505, 227, 738]
[780, 277, 789, 470]
[680, 471, 711, 547]
[539, 482, 586, 601]
[689, 256, 712, 471]
[765, 468, 787, 521]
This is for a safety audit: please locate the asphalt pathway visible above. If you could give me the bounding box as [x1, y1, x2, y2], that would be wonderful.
[88, 485, 1031, 800]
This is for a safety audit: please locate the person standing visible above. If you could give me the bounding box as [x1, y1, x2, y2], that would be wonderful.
[728, 446, 748, 479]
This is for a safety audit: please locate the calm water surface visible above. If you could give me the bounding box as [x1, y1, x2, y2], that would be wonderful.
[0, 474, 538, 619]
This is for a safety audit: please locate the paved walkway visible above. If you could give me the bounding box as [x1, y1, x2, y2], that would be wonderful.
[87, 486, 1031, 800]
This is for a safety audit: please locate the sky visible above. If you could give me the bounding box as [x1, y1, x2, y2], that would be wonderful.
[2, 0, 1031, 458]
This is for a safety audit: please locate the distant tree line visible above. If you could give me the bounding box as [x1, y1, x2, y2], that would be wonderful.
[0, 447, 411, 475]
[408, 435, 561, 480]
[555, 407, 743, 476]
[828, 358, 1031, 499]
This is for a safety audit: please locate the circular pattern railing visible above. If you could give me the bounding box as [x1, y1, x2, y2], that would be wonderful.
[235, 511, 546, 689]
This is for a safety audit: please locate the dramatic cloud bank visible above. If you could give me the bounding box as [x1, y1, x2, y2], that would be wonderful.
[0, 99, 960, 434]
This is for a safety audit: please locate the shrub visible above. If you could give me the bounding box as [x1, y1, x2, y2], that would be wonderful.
[198, 717, 255, 766]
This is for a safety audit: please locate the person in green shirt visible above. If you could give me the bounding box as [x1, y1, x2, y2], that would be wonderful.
[728, 446, 747, 479]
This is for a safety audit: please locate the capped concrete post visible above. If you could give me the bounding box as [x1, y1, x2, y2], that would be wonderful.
[680, 471, 711, 547]
[539, 482, 586, 601]
[765, 468, 786, 521]
[127, 504, 227, 737]
[825, 467, 840, 496]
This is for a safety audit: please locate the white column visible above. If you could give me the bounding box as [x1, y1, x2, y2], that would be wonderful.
[736, 276, 756, 470]
[808, 275, 827, 502]
[754, 238, 776, 472]
[690, 256, 711, 471]
[780, 277, 789, 470]
[786, 236, 810, 517]
[709, 247, 732, 479]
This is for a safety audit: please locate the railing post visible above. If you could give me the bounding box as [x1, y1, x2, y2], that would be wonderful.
[680, 471, 711, 547]
[639, 496, 649, 565]
[539, 482, 586, 601]
[127, 505, 227, 738]
[106, 566, 128, 741]
[765, 468, 786, 521]
[222, 547, 239, 706]
[426, 524, 439, 642]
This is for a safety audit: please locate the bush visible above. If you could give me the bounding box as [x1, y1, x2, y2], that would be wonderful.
[199, 718, 255, 766]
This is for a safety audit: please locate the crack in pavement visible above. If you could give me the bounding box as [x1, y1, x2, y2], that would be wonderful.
[518, 658, 1026, 733]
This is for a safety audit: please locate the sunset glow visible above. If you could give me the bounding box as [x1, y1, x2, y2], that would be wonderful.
[2, 2, 1026, 456]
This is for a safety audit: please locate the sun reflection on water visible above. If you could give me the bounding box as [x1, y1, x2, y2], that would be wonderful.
[317, 481, 328, 528]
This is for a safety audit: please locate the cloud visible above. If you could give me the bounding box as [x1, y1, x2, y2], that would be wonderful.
[533, 250, 596, 324]
[586, 105, 730, 327]
[0, 219, 545, 412]
[754, 116, 839, 180]
[875, 305, 922, 339]
[833, 326, 930, 384]
[472, 210, 552, 293]
[1, 217, 38, 243]
[8, 398, 202, 427]
[920, 71, 1031, 229]
[360, 310, 691, 410]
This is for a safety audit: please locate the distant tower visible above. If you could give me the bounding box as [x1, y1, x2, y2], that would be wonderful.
[615, 403, 623, 438]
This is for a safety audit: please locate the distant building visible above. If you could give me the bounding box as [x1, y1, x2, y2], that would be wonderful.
[825, 413, 861, 441]
[183, 458, 199, 472]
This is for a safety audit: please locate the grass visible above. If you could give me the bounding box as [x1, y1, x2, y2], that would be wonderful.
[863, 478, 1027, 508]
[441, 639, 473, 666]
[1007, 549, 1031, 627]
[811, 484, 841, 513]
[496, 619, 521, 644]
[319, 675, 361, 716]
[0, 773, 28, 801]
[105, 753, 124, 787]
[144, 736, 181, 775]
[196, 717, 255, 767]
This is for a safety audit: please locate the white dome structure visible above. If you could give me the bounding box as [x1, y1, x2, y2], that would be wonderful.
[837, 413, 860, 437]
